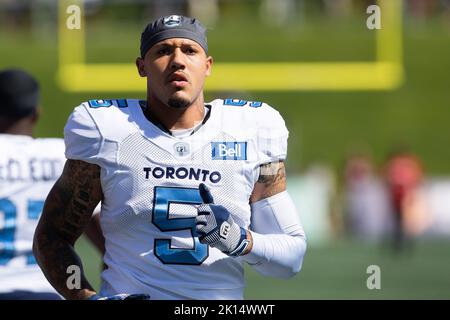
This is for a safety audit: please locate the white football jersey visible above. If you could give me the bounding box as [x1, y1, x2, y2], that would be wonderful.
[0, 134, 65, 293]
[64, 98, 288, 299]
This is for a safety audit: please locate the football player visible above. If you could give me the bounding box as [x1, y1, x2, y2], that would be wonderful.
[33, 15, 307, 300]
[0, 69, 103, 300]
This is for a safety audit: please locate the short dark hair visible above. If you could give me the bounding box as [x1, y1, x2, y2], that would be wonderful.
[0, 69, 40, 119]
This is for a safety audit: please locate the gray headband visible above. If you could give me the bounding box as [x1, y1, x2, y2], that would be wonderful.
[140, 15, 208, 58]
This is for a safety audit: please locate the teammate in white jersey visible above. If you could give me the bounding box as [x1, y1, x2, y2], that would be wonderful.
[34, 15, 307, 300]
[0, 69, 64, 299]
[0, 69, 104, 300]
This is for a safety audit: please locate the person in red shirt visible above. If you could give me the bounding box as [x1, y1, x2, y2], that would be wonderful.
[384, 147, 424, 252]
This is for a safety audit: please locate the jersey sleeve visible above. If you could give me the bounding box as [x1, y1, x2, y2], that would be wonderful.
[256, 103, 289, 165]
[64, 104, 103, 165]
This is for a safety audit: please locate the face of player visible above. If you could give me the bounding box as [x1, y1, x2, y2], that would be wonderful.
[136, 38, 213, 110]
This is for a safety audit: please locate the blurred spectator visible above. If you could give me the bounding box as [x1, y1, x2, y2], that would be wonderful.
[0, 0, 29, 29]
[259, 0, 297, 26]
[144, 0, 187, 21]
[288, 164, 335, 246]
[440, 0, 450, 30]
[384, 146, 428, 253]
[343, 152, 391, 242]
[188, 0, 219, 27]
[322, 0, 353, 17]
[407, 0, 439, 19]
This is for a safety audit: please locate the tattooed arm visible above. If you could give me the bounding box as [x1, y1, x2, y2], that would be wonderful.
[33, 159, 103, 300]
[250, 161, 287, 203]
[241, 161, 307, 279]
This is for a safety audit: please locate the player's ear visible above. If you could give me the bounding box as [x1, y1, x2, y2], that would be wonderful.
[27, 107, 40, 131]
[205, 55, 213, 77]
[31, 107, 41, 125]
[136, 57, 147, 77]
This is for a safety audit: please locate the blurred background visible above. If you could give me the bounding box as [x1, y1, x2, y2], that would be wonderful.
[1, 0, 449, 299]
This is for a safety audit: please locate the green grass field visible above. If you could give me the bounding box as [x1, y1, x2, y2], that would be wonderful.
[2, 5, 450, 299]
[76, 237, 450, 299]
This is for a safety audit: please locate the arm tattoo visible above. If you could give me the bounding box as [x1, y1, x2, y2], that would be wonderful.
[257, 161, 286, 184]
[250, 161, 286, 203]
[55, 160, 103, 242]
[33, 159, 103, 300]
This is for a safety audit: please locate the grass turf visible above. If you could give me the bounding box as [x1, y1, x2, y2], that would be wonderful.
[75, 236, 450, 299]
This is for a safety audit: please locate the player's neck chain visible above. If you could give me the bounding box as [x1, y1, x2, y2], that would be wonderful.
[139, 100, 211, 137]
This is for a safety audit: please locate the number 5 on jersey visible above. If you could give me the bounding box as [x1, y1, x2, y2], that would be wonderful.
[152, 186, 209, 265]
